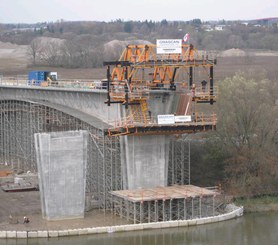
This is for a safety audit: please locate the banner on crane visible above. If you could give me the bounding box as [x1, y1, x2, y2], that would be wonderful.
[174, 115, 192, 123]
[157, 114, 175, 125]
[156, 39, 182, 54]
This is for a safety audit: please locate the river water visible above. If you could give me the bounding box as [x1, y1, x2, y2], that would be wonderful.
[3, 212, 278, 245]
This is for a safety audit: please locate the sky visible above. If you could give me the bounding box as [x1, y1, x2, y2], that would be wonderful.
[0, 0, 277, 24]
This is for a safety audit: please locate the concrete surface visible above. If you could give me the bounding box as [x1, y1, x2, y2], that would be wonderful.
[122, 135, 170, 189]
[35, 130, 88, 220]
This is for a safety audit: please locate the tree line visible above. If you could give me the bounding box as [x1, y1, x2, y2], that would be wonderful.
[191, 73, 278, 197]
[0, 20, 278, 68]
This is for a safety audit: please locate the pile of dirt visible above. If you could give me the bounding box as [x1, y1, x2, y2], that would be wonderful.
[220, 48, 246, 57]
[104, 39, 152, 49]
[0, 41, 28, 57]
[0, 41, 20, 49]
[103, 39, 152, 59]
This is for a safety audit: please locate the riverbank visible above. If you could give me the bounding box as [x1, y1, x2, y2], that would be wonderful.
[234, 195, 278, 213]
[0, 205, 244, 239]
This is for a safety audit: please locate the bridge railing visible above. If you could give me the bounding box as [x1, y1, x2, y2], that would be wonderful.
[0, 78, 109, 90]
[108, 113, 217, 128]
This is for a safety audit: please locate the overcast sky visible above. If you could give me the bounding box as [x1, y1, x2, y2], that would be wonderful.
[0, 0, 277, 24]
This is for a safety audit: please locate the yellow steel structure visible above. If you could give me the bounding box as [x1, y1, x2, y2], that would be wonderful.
[103, 43, 217, 136]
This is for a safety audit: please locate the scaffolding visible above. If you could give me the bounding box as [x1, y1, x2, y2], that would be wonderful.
[168, 137, 191, 185]
[110, 185, 224, 224]
[0, 100, 122, 210]
[0, 44, 221, 221]
[0, 99, 210, 211]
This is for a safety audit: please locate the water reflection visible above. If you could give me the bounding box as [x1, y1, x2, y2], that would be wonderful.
[4, 212, 278, 245]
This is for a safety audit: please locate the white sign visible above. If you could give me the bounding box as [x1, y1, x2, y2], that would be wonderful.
[156, 39, 182, 54]
[157, 114, 175, 125]
[175, 115, 192, 123]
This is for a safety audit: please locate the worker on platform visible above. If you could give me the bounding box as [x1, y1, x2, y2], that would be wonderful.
[191, 83, 196, 97]
[201, 80, 207, 92]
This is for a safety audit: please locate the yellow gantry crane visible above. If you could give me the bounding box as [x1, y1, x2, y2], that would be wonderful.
[103, 43, 217, 136]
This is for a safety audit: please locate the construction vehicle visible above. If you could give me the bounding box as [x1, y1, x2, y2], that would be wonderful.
[28, 71, 58, 86]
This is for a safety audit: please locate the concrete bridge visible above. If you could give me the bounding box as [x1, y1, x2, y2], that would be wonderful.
[0, 81, 183, 193]
[0, 77, 219, 221]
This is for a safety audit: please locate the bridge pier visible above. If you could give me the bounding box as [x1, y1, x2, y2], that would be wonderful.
[35, 130, 88, 220]
[121, 135, 170, 190]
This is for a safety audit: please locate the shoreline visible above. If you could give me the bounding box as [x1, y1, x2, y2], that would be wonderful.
[234, 196, 278, 213]
[1, 192, 277, 239]
[0, 204, 244, 239]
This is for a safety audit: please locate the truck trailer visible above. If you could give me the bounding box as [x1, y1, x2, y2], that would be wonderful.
[28, 71, 58, 86]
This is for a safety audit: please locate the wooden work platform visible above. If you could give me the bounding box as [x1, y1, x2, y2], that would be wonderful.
[111, 185, 219, 202]
[105, 122, 216, 136]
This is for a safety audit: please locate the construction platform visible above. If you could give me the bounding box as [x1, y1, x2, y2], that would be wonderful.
[110, 185, 223, 224]
[105, 122, 216, 136]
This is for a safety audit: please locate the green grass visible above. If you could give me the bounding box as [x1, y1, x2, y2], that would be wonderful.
[234, 195, 278, 212]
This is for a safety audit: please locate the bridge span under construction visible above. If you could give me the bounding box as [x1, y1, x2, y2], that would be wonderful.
[0, 43, 226, 224]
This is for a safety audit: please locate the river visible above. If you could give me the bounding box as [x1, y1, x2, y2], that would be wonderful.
[3, 212, 278, 245]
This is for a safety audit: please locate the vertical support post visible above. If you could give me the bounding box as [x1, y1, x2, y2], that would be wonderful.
[189, 66, 193, 87]
[107, 65, 111, 106]
[170, 67, 178, 90]
[120, 198, 123, 218]
[209, 66, 214, 105]
[140, 202, 143, 223]
[199, 197, 202, 218]
[155, 200, 158, 222]
[162, 200, 165, 221]
[124, 66, 128, 80]
[125, 84, 129, 109]
[184, 198, 187, 220]
[177, 200, 180, 220]
[171, 141, 175, 184]
[133, 202, 136, 224]
[111, 195, 113, 213]
[148, 201, 151, 223]
[170, 199, 172, 221]
[191, 197, 194, 219]
[127, 201, 130, 221]
[181, 145, 184, 184]
[213, 195, 215, 216]
[188, 140, 191, 185]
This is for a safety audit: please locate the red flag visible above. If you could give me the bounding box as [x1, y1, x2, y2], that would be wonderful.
[183, 33, 190, 43]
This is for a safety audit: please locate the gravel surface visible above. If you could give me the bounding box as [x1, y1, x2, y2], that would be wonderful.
[0, 188, 129, 231]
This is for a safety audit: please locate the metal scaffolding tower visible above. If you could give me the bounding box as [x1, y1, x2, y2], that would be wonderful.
[0, 100, 122, 210]
[0, 99, 203, 211]
[110, 185, 224, 224]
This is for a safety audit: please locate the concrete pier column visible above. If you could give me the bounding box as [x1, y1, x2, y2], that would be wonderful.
[35, 130, 88, 220]
[121, 135, 170, 190]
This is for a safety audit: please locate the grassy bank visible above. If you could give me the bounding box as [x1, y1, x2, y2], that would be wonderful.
[234, 195, 278, 213]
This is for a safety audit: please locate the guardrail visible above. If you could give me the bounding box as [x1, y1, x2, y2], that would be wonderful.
[108, 113, 217, 129]
[0, 78, 109, 90]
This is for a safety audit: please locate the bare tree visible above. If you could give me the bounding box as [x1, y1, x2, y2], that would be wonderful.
[28, 38, 42, 65]
[39, 41, 62, 66]
[215, 73, 278, 196]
